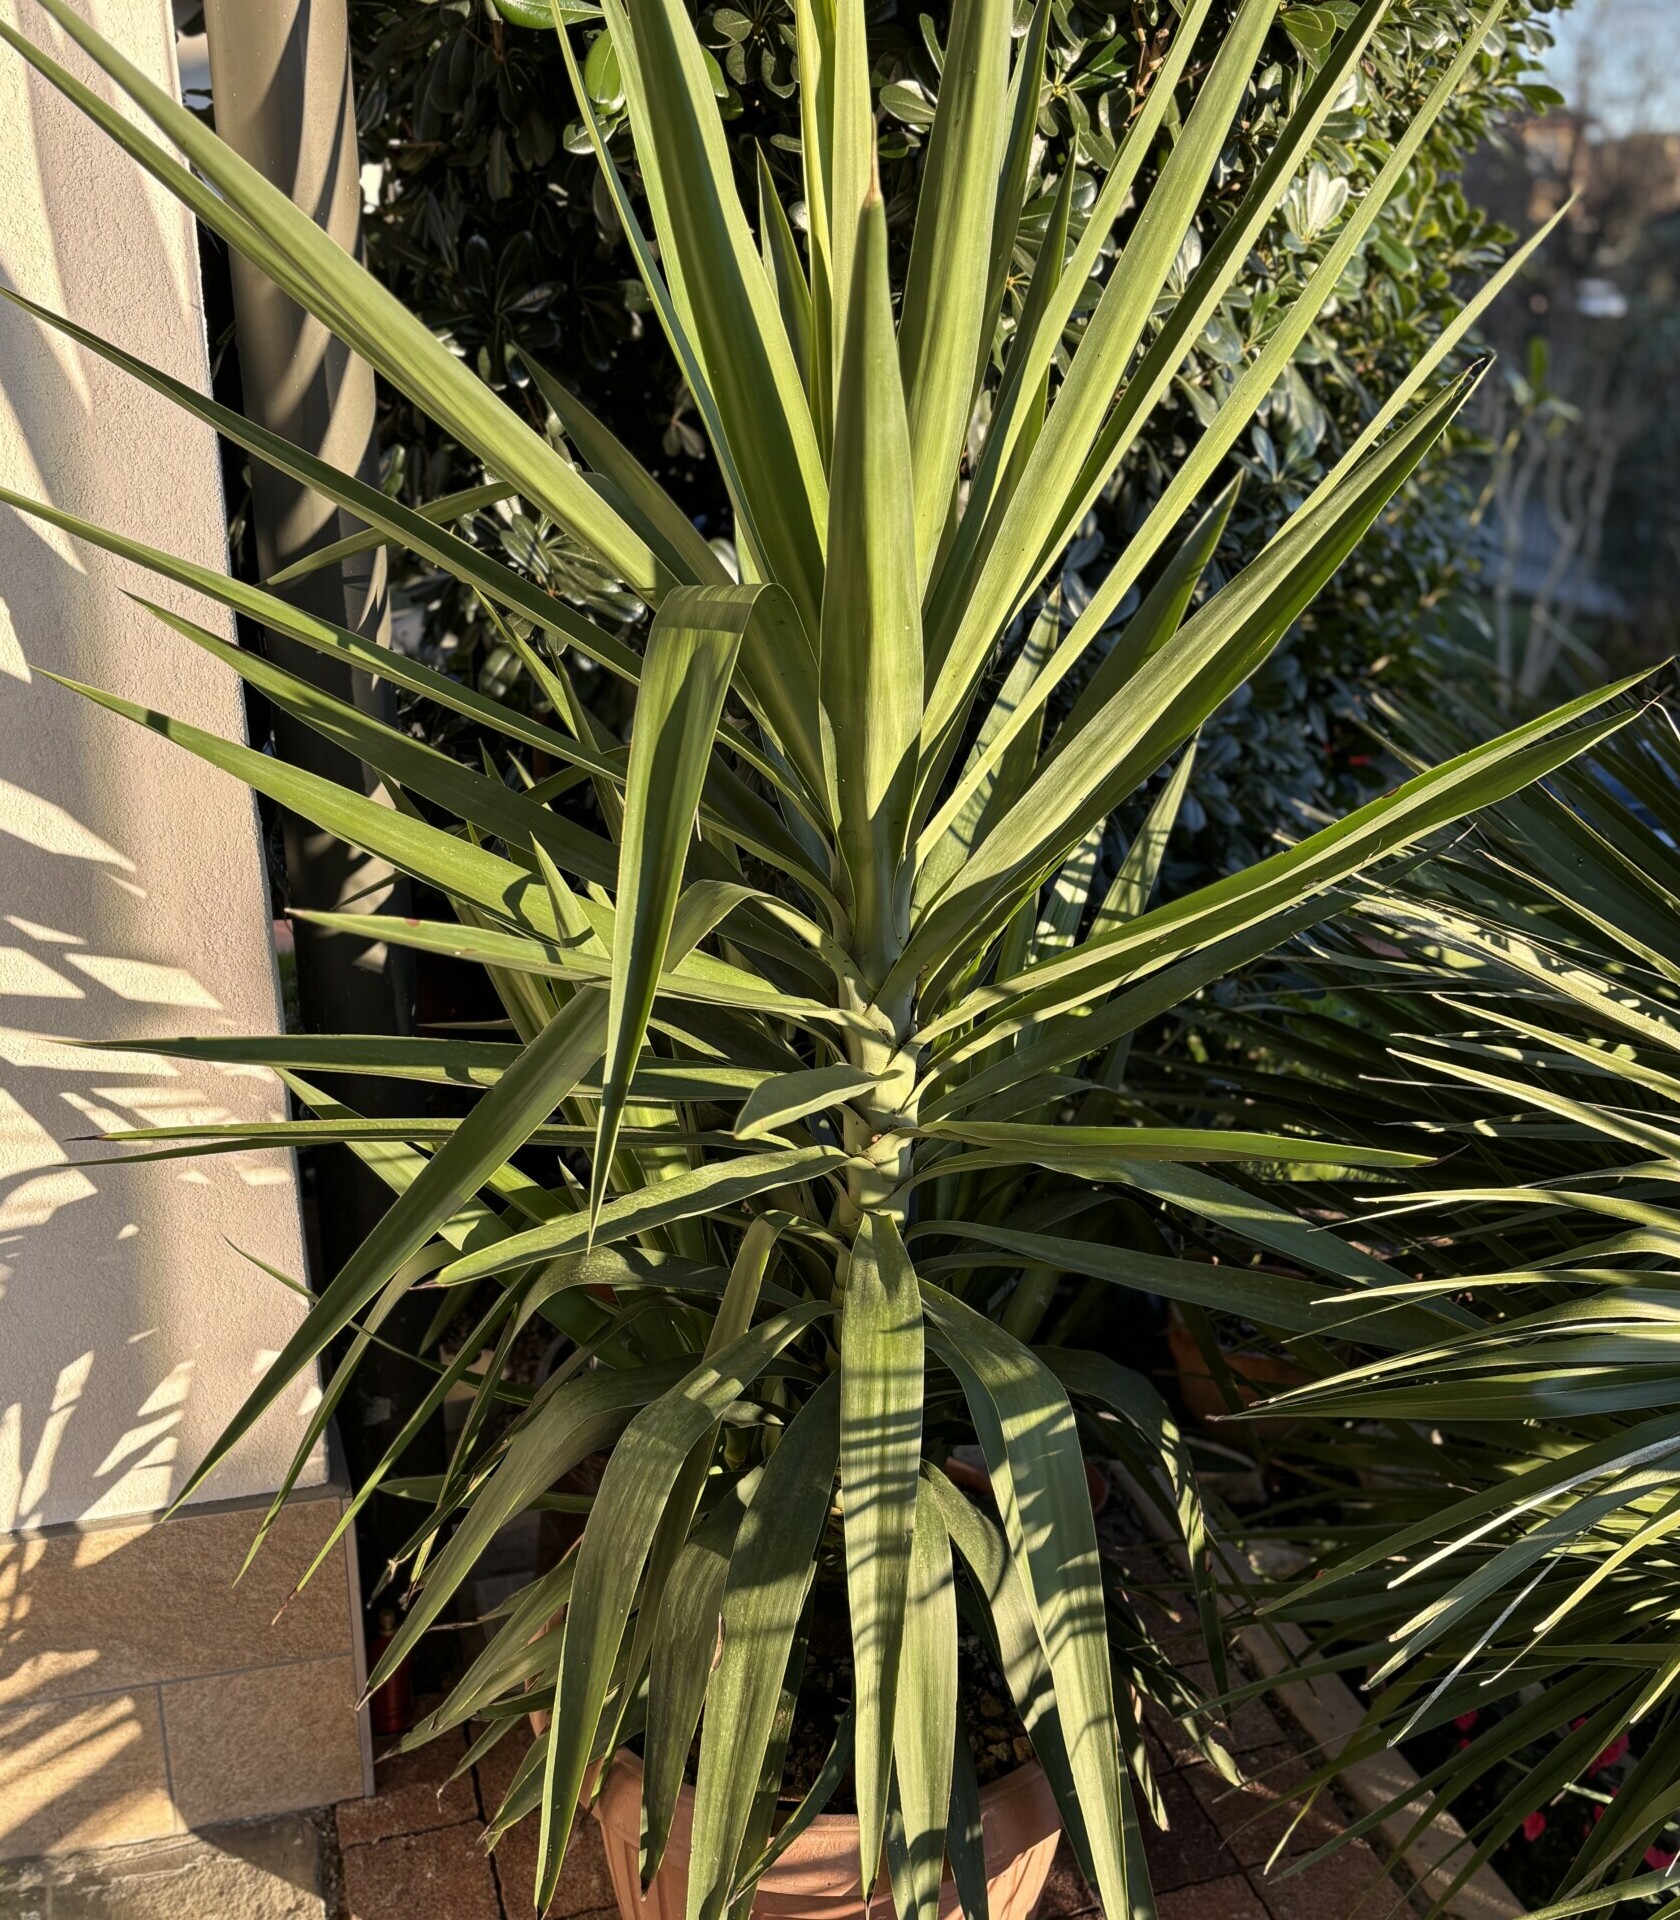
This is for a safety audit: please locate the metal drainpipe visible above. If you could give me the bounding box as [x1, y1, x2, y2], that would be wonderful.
[200, 0, 443, 1655]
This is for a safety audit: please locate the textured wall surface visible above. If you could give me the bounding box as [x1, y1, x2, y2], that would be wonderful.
[0, 0, 328, 1527]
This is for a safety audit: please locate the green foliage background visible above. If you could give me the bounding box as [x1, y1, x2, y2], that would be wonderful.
[350, 0, 1566, 875]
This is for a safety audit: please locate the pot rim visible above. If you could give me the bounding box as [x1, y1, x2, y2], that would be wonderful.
[596, 1745, 1052, 1835]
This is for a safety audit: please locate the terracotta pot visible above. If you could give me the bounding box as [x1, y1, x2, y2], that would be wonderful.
[1166, 1305, 1308, 1428]
[592, 1749, 1060, 1920]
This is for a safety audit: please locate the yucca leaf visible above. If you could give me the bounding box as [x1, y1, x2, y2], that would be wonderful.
[167, 987, 610, 1517]
[919, 1121, 1426, 1169]
[905, 374, 1485, 993]
[925, 1471, 1096, 1885]
[921, 485, 1232, 862]
[553, 11, 764, 578]
[592, 593, 744, 1230]
[1043, 1348, 1224, 1689]
[923, 0, 1273, 731]
[791, 0, 873, 439]
[922, 667, 1647, 1057]
[1043, 0, 1509, 672]
[687, 1377, 840, 1920]
[757, 147, 815, 396]
[820, 174, 923, 982]
[736, 1064, 880, 1143]
[789, 0, 837, 444]
[3, 0, 664, 595]
[599, 0, 827, 631]
[975, 0, 1054, 405]
[136, 602, 619, 885]
[933, 0, 1511, 789]
[1096, 747, 1200, 935]
[921, 1284, 1137, 1920]
[419, 1557, 579, 1740]
[535, 1308, 831, 1905]
[1053, 482, 1241, 757]
[267, 481, 518, 585]
[912, 1219, 1441, 1345]
[0, 288, 653, 672]
[601, 1216, 789, 1789]
[891, 1474, 960, 1920]
[371, 1357, 685, 1692]
[897, 0, 1011, 583]
[642, 1473, 758, 1884]
[946, 1716, 990, 1920]
[435, 1147, 852, 1289]
[923, 0, 1220, 672]
[521, 349, 729, 587]
[88, 1033, 524, 1090]
[731, 1709, 855, 1894]
[1042, 0, 1396, 574]
[840, 1213, 926, 1886]
[915, 596, 1059, 918]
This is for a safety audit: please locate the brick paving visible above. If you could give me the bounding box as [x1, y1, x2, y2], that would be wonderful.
[334, 1719, 617, 1920]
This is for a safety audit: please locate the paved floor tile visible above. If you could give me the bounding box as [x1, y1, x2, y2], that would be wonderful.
[335, 1728, 477, 1849]
[341, 1824, 500, 1920]
[1142, 1766, 1230, 1892]
[1184, 1743, 1342, 1869]
[1158, 1871, 1272, 1919]
[1254, 1837, 1397, 1920]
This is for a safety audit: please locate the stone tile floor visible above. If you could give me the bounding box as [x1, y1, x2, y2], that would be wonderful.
[333, 1705, 1415, 1920]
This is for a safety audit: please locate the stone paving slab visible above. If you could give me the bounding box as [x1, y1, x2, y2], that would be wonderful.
[0, 1815, 334, 1920]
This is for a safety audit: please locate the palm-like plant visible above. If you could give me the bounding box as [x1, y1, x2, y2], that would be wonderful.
[1180, 701, 1680, 1912]
[0, 0, 1643, 1913]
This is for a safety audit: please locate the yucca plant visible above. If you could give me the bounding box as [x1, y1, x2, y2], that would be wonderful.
[0, 0, 1646, 1913]
[1166, 699, 1680, 1913]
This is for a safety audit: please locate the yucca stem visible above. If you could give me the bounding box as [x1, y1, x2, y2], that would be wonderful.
[833, 977, 919, 1242]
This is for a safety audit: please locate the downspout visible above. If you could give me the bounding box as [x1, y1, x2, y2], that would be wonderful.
[200, 0, 441, 1655]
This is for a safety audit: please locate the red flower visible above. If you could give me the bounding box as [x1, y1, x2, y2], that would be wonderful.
[1589, 1733, 1631, 1775]
[1454, 1711, 1480, 1733]
[1522, 1812, 1547, 1842]
[1644, 1846, 1677, 1871]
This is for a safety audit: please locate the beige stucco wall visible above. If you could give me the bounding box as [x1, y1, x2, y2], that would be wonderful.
[0, 0, 328, 1529]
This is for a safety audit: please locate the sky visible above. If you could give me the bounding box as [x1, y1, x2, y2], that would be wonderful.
[1540, 0, 1680, 136]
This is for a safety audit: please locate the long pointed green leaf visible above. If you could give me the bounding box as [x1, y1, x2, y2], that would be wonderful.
[599, 0, 828, 631]
[521, 350, 730, 587]
[534, 1307, 831, 1906]
[642, 1475, 758, 1883]
[903, 373, 1488, 994]
[171, 989, 608, 1512]
[592, 591, 744, 1230]
[840, 1213, 926, 1886]
[436, 1147, 852, 1288]
[821, 175, 923, 983]
[45, 672, 569, 938]
[4, 0, 664, 596]
[897, 0, 1010, 583]
[921, 1284, 1138, 1920]
[891, 1474, 959, 1920]
[923, 0, 1274, 730]
[927, 670, 1647, 1056]
[687, 1377, 840, 1920]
